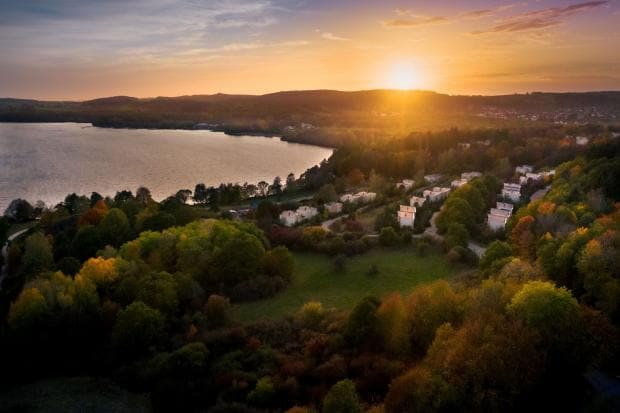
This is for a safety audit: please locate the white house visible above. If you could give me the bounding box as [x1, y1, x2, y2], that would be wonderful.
[451, 178, 468, 188]
[515, 165, 534, 175]
[397, 205, 416, 228]
[496, 202, 514, 213]
[576, 136, 589, 146]
[324, 202, 343, 214]
[423, 187, 451, 202]
[296, 205, 319, 220]
[279, 210, 298, 227]
[356, 191, 377, 203]
[461, 171, 482, 180]
[502, 182, 522, 202]
[340, 193, 359, 203]
[457, 143, 471, 150]
[424, 174, 443, 184]
[339, 192, 376, 204]
[396, 179, 415, 190]
[410, 196, 426, 207]
[487, 208, 512, 230]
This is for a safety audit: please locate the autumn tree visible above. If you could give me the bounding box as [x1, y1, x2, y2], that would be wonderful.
[322, 379, 361, 413]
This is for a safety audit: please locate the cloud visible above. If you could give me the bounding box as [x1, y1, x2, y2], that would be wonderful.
[319, 31, 351, 41]
[382, 15, 447, 28]
[382, 4, 518, 28]
[472, 1, 608, 34]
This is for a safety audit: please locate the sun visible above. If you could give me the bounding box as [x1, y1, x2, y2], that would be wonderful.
[384, 61, 423, 90]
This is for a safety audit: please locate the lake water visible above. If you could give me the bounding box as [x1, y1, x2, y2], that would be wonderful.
[0, 123, 333, 211]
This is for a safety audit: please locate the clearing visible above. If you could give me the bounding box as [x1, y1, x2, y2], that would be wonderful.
[232, 248, 456, 322]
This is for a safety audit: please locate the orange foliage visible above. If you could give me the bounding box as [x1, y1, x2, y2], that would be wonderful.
[77, 200, 109, 226]
[75, 257, 118, 288]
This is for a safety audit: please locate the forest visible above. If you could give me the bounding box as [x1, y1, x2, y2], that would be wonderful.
[1, 127, 620, 412]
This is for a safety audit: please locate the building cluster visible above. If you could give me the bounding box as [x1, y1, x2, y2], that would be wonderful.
[451, 171, 482, 188]
[279, 205, 319, 227]
[487, 201, 514, 231]
[396, 179, 415, 190]
[339, 191, 377, 204]
[514, 164, 556, 186]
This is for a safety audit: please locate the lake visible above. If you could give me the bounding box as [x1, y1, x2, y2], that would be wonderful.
[0, 123, 333, 211]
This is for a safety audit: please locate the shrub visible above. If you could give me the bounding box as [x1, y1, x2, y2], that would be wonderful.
[379, 227, 400, 247]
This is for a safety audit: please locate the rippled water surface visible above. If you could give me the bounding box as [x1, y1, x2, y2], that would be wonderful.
[0, 123, 333, 211]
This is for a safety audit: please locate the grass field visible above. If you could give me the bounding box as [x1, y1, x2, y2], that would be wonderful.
[232, 248, 456, 322]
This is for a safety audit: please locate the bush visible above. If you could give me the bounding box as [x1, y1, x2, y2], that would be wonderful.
[204, 295, 231, 328]
[415, 240, 430, 256]
[367, 263, 380, 277]
[332, 254, 347, 273]
[379, 227, 400, 247]
[296, 301, 325, 329]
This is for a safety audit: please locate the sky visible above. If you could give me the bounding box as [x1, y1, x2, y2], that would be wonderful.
[0, 0, 619, 99]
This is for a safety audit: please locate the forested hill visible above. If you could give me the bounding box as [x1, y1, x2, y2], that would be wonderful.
[1, 90, 619, 146]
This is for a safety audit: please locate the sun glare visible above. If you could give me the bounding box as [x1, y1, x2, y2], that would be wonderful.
[384, 61, 423, 90]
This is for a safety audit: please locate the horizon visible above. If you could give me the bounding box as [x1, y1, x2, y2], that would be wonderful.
[5, 87, 620, 103]
[1, 0, 619, 100]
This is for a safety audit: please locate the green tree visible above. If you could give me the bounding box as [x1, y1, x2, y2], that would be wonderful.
[322, 379, 361, 413]
[445, 223, 469, 249]
[315, 184, 338, 203]
[263, 246, 294, 282]
[98, 208, 130, 247]
[479, 240, 513, 276]
[248, 377, 275, 406]
[204, 294, 231, 328]
[21, 233, 54, 276]
[72, 224, 103, 260]
[344, 296, 381, 346]
[112, 301, 165, 359]
[508, 281, 580, 337]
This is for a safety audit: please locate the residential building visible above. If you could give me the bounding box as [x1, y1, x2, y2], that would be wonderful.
[339, 192, 376, 204]
[457, 142, 471, 150]
[424, 174, 443, 184]
[279, 210, 298, 227]
[296, 206, 319, 220]
[410, 196, 426, 207]
[423, 187, 451, 202]
[451, 178, 468, 188]
[356, 191, 377, 203]
[397, 205, 416, 228]
[339, 193, 359, 203]
[461, 171, 482, 180]
[324, 202, 343, 214]
[502, 182, 522, 202]
[515, 165, 534, 175]
[396, 179, 415, 190]
[496, 202, 514, 213]
[576, 136, 589, 145]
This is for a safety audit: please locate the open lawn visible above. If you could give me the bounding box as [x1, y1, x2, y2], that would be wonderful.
[232, 248, 456, 322]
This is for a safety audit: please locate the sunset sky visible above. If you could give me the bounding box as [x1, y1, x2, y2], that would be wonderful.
[1, 0, 619, 99]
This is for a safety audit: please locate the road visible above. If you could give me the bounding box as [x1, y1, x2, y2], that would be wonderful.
[413, 210, 487, 257]
[1, 228, 31, 288]
[530, 185, 551, 201]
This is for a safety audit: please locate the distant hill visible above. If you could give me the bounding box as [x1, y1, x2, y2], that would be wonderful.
[1, 90, 619, 146]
